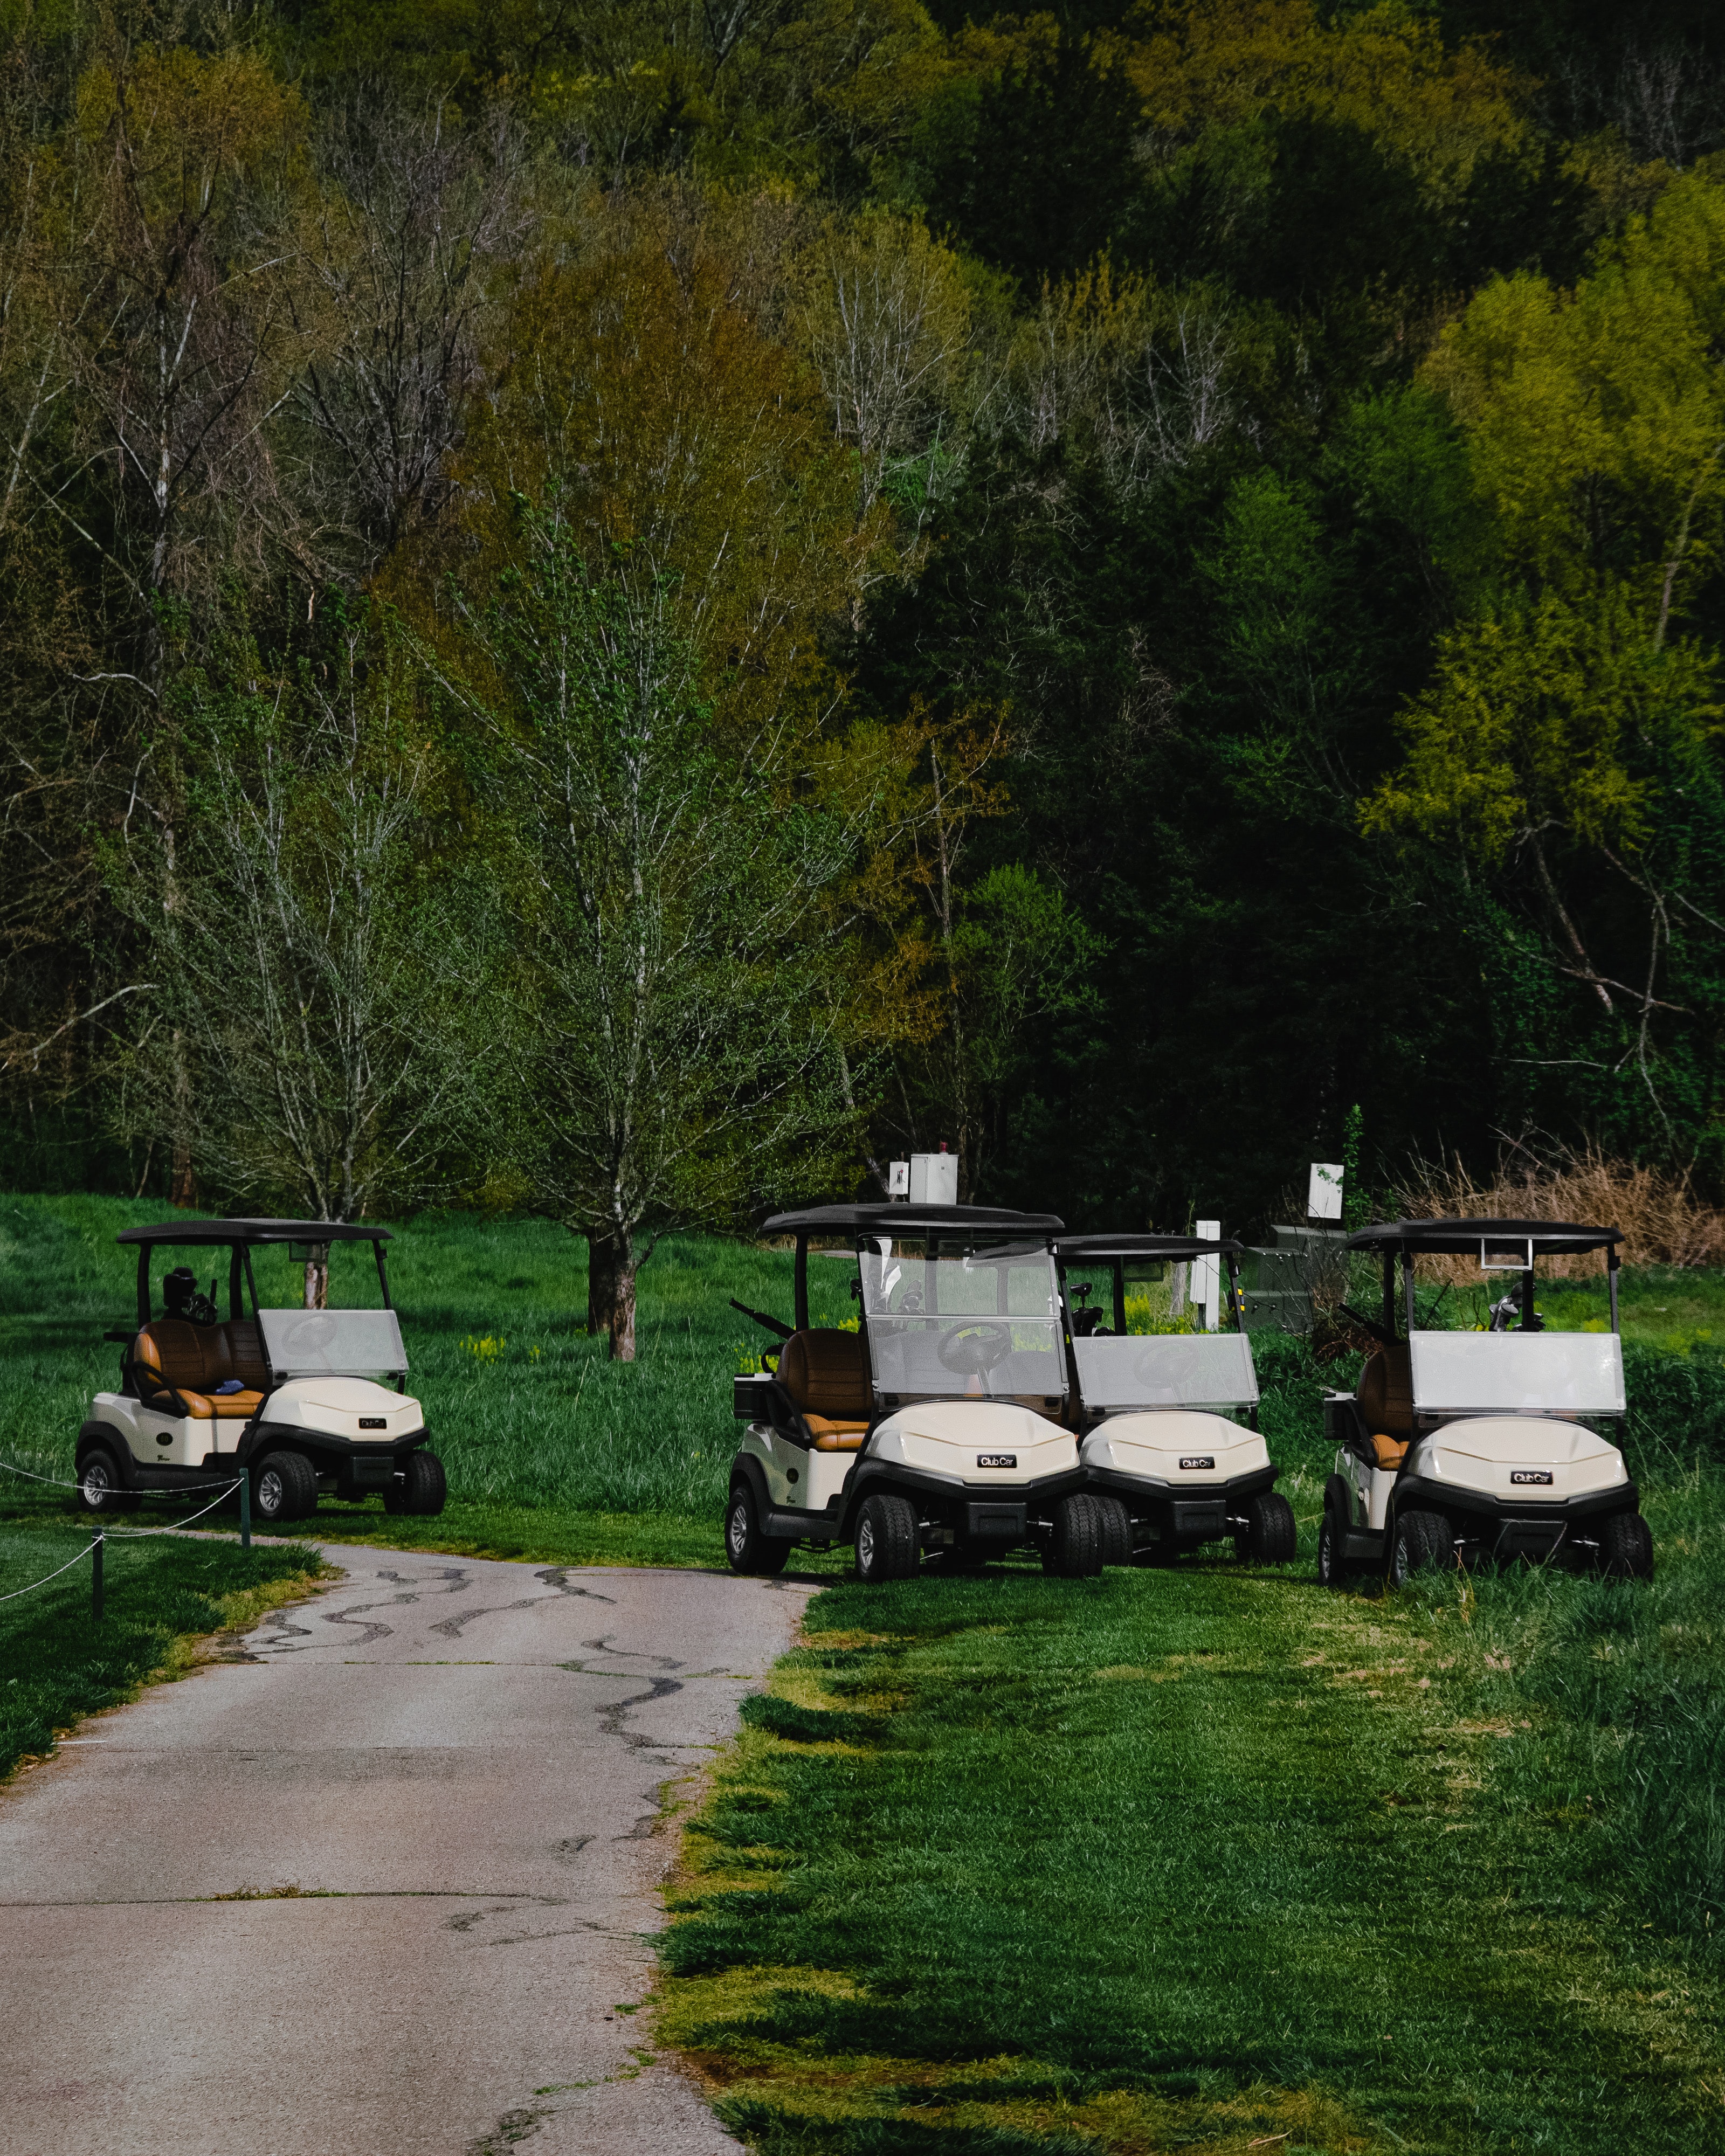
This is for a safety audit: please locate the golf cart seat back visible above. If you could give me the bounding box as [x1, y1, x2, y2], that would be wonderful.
[133, 1320, 266, 1420]
[1356, 1343, 1413, 1461]
[777, 1329, 871, 1449]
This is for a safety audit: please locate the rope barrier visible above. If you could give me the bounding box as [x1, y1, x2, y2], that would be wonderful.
[1, 1459, 246, 1494]
[101, 1482, 245, 1537]
[0, 1542, 99, 1603]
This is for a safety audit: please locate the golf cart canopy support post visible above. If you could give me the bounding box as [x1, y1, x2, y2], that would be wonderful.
[1052, 1233, 1248, 1336]
[118, 1219, 396, 1324]
[1344, 1217, 1627, 1340]
[764, 1204, 1066, 1332]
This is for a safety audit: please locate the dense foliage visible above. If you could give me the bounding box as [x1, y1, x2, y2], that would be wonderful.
[9, 0, 1725, 1269]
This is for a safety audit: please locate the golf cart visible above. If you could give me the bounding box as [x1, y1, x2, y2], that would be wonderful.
[727, 1202, 1119, 1582]
[1054, 1234, 1295, 1565]
[1318, 1217, 1648, 1587]
[77, 1218, 446, 1525]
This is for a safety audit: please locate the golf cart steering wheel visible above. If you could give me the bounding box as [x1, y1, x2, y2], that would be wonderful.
[936, 1321, 1013, 1377]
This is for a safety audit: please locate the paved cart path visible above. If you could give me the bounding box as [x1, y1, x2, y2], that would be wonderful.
[0, 1546, 816, 2156]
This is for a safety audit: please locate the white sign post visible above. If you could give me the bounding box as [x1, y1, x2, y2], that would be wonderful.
[1308, 1163, 1344, 1222]
[1193, 1219, 1221, 1332]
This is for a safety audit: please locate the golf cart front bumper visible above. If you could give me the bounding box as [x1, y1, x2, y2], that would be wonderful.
[1084, 1461, 1279, 1544]
[1393, 1474, 1638, 1558]
[79, 1413, 433, 1491]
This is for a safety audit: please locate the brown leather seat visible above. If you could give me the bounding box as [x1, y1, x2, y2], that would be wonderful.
[1357, 1343, 1412, 1463]
[777, 1329, 871, 1450]
[134, 1320, 267, 1420]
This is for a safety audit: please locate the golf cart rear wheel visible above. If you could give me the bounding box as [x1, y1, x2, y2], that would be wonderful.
[1599, 1509, 1654, 1580]
[384, 1450, 446, 1517]
[1238, 1491, 1296, 1564]
[1095, 1495, 1133, 1567]
[75, 1448, 139, 1514]
[726, 1482, 792, 1576]
[1316, 1505, 1350, 1588]
[252, 1449, 319, 1524]
[1044, 1493, 1107, 1579]
[1390, 1508, 1453, 1587]
[854, 1493, 919, 1583]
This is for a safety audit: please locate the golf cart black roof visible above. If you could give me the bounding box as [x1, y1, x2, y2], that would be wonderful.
[1055, 1233, 1243, 1261]
[763, 1203, 1064, 1236]
[1343, 1217, 1623, 1257]
[117, 1218, 393, 1247]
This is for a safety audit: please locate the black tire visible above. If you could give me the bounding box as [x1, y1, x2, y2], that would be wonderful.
[1238, 1490, 1296, 1564]
[1316, 1505, 1350, 1589]
[1599, 1509, 1654, 1581]
[383, 1450, 447, 1517]
[854, 1492, 920, 1583]
[76, 1448, 139, 1514]
[1044, 1492, 1107, 1579]
[252, 1448, 320, 1524]
[725, 1481, 792, 1576]
[1095, 1495, 1133, 1567]
[1389, 1507, 1453, 1587]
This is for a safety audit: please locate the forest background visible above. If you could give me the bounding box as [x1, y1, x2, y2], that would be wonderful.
[8, 0, 1725, 1350]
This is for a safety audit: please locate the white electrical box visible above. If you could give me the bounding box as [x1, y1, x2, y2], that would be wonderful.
[886, 1160, 909, 1197]
[908, 1152, 958, 1205]
[1308, 1163, 1344, 1222]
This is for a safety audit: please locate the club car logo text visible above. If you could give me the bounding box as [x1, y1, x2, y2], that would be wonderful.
[1510, 1469, 1554, 1485]
[1179, 1456, 1216, 1471]
[976, 1453, 1017, 1469]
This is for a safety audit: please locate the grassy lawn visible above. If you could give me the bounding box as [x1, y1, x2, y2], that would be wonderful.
[5, 1192, 1725, 2148]
[661, 1463, 1725, 2153]
[0, 1526, 328, 1781]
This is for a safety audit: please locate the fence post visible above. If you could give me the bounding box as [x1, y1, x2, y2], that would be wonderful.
[91, 1527, 104, 1621]
[238, 1460, 251, 1552]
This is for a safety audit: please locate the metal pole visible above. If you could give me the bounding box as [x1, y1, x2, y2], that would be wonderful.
[238, 1460, 251, 1552]
[1608, 1247, 1620, 1335]
[91, 1528, 104, 1621]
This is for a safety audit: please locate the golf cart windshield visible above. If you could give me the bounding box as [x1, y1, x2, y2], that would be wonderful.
[258, 1308, 408, 1379]
[1409, 1330, 1624, 1417]
[859, 1238, 1066, 1404]
[1073, 1332, 1258, 1412]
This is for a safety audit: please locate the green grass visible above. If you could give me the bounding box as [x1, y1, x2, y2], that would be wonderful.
[0, 1526, 327, 1781]
[660, 1468, 1725, 2152]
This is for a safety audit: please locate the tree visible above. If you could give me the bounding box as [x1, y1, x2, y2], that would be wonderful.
[106, 607, 466, 1298]
[445, 496, 865, 1359]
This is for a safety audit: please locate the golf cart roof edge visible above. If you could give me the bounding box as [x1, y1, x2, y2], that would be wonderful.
[1343, 1216, 1623, 1255]
[762, 1203, 1064, 1234]
[1055, 1233, 1244, 1259]
[116, 1218, 394, 1246]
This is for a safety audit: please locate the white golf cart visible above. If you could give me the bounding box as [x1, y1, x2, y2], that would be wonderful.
[1318, 1217, 1649, 1587]
[77, 1218, 446, 1525]
[727, 1202, 1117, 1581]
[1054, 1233, 1295, 1565]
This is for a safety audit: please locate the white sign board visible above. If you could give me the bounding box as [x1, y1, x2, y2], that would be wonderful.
[1308, 1162, 1344, 1221]
[886, 1160, 909, 1197]
[1193, 1219, 1221, 1332]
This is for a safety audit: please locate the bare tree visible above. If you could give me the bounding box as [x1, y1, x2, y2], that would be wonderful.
[292, 83, 532, 567]
[442, 495, 864, 1359]
[107, 612, 468, 1298]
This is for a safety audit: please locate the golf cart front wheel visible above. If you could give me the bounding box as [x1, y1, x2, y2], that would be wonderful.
[1390, 1508, 1453, 1587]
[1237, 1491, 1296, 1564]
[1095, 1495, 1133, 1567]
[1599, 1510, 1654, 1580]
[76, 1448, 139, 1514]
[1316, 1506, 1350, 1588]
[854, 1494, 919, 1583]
[1044, 1493, 1107, 1578]
[726, 1482, 791, 1576]
[384, 1450, 447, 1517]
[252, 1449, 319, 1524]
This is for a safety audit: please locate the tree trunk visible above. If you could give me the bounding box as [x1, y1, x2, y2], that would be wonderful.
[586, 1228, 638, 1362]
